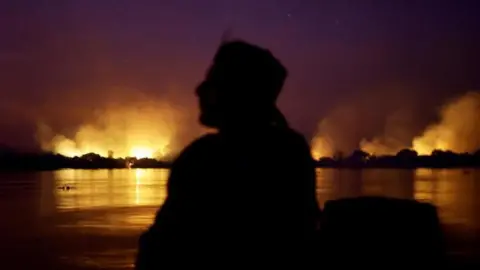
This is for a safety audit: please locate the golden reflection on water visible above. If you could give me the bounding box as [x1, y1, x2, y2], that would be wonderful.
[315, 168, 480, 232]
[29, 168, 480, 268]
[53, 169, 169, 211]
[414, 169, 435, 201]
[415, 169, 480, 230]
[47, 168, 480, 233]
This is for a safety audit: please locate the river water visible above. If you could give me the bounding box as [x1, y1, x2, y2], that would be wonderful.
[0, 168, 479, 269]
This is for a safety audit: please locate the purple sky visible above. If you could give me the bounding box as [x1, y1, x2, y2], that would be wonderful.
[1, 0, 479, 151]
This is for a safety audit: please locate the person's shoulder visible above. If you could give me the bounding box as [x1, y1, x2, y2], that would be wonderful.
[271, 126, 314, 161]
[171, 133, 220, 165]
[186, 132, 221, 151]
[272, 126, 310, 148]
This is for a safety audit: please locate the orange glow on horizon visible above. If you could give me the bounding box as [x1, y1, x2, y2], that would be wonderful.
[37, 100, 188, 160]
[311, 136, 334, 160]
[310, 91, 480, 158]
[412, 92, 480, 155]
[38, 91, 479, 160]
[130, 147, 155, 159]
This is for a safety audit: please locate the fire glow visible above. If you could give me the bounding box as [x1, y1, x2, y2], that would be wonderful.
[37, 100, 184, 160]
[37, 90, 479, 161]
[311, 91, 480, 158]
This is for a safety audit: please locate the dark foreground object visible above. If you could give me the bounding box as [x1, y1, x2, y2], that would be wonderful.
[320, 196, 447, 268]
[135, 196, 449, 269]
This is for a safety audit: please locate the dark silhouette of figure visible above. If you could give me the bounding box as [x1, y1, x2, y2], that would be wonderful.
[135, 40, 320, 269]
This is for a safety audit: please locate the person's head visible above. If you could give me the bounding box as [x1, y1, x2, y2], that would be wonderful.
[196, 40, 288, 131]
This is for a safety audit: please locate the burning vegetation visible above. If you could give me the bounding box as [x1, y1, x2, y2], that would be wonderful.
[312, 91, 480, 159]
[0, 89, 471, 170]
[36, 99, 195, 161]
[412, 92, 480, 155]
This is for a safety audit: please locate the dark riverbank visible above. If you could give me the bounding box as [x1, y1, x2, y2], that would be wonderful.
[0, 149, 479, 171]
[0, 153, 170, 171]
[316, 149, 480, 169]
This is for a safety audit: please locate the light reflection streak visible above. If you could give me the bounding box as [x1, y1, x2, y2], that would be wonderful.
[47, 168, 480, 234]
[135, 169, 143, 205]
[53, 169, 168, 211]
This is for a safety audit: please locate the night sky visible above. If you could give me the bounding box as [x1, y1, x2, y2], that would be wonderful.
[1, 0, 479, 152]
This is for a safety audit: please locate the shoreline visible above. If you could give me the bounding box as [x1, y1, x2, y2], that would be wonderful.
[0, 150, 478, 172]
[0, 164, 479, 172]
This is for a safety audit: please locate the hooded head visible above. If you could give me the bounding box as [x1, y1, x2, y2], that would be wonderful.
[196, 40, 288, 130]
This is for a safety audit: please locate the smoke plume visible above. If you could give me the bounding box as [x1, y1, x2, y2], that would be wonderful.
[412, 91, 480, 155]
[36, 96, 204, 159]
[310, 105, 360, 159]
[311, 90, 480, 158]
[360, 109, 416, 156]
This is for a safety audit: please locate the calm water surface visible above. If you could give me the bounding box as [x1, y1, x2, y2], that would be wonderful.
[1, 168, 479, 269]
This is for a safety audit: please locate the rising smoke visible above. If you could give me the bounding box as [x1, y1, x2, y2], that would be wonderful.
[360, 109, 417, 156]
[311, 91, 480, 158]
[412, 91, 480, 155]
[310, 105, 360, 159]
[36, 95, 204, 160]
[37, 86, 480, 160]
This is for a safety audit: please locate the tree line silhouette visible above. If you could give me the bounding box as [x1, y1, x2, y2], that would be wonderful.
[316, 148, 480, 168]
[0, 150, 170, 171]
[0, 147, 479, 171]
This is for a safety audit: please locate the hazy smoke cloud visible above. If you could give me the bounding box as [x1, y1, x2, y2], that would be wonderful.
[311, 90, 480, 158]
[36, 92, 205, 159]
[360, 109, 416, 156]
[413, 91, 480, 155]
[310, 105, 360, 159]
[310, 86, 420, 158]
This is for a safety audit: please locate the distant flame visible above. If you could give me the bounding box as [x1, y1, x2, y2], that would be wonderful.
[38, 100, 185, 160]
[412, 92, 480, 155]
[412, 127, 452, 155]
[130, 147, 154, 159]
[311, 136, 334, 160]
[310, 91, 480, 157]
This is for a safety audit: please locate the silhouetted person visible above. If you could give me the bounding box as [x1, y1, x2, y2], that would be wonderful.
[135, 40, 320, 269]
